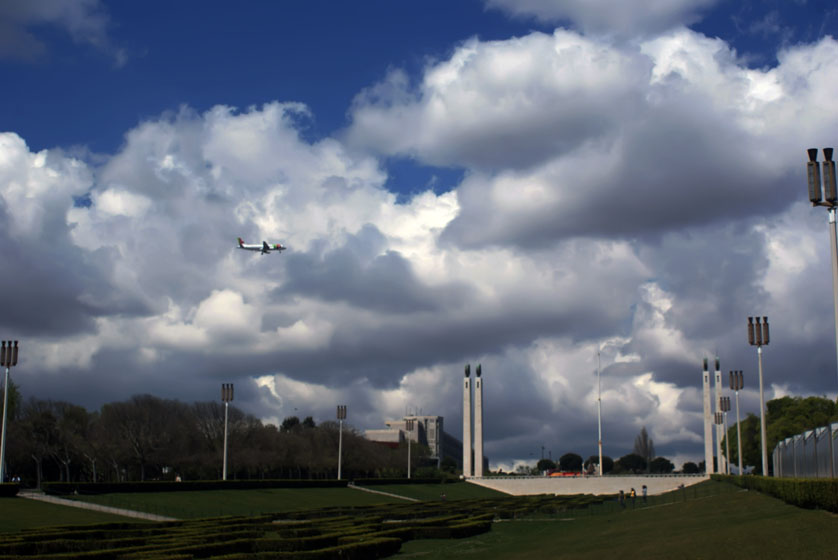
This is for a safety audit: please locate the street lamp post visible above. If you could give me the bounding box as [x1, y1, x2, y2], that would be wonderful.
[0, 341, 19, 483]
[405, 418, 414, 479]
[714, 412, 724, 472]
[730, 371, 744, 474]
[720, 396, 731, 474]
[221, 383, 233, 481]
[596, 351, 604, 477]
[747, 316, 770, 475]
[806, 148, 838, 387]
[337, 405, 347, 480]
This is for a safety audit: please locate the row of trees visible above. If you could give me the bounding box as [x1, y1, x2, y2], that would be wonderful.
[724, 395, 838, 474]
[528, 452, 676, 476]
[522, 396, 838, 477]
[1, 386, 432, 487]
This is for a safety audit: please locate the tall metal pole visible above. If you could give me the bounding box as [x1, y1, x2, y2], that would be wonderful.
[748, 317, 770, 475]
[721, 396, 731, 475]
[337, 405, 346, 480]
[757, 346, 768, 475]
[731, 370, 744, 475]
[222, 401, 229, 480]
[406, 418, 414, 479]
[596, 351, 603, 476]
[338, 419, 343, 479]
[0, 341, 19, 484]
[0, 367, 9, 483]
[829, 206, 838, 387]
[714, 358, 723, 474]
[806, 148, 838, 387]
[735, 390, 742, 474]
[221, 383, 233, 481]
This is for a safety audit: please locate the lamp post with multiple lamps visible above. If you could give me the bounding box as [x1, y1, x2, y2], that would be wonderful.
[747, 317, 770, 475]
[337, 405, 347, 480]
[596, 351, 604, 477]
[729, 370, 744, 474]
[405, 418, 414, 479]
[806, 147, 838, 386]
[714, 412, 724, 473]
[221, 383, 233, 481]
[0, 341, 19, 483]
[720, 396, 731, 474]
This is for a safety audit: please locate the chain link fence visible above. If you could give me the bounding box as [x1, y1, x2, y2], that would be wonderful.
[772, 423, 838, 478]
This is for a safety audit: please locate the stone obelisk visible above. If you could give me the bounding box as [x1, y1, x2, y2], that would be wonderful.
[474, 364, 484, 477]
[463, 364, 472, 477]
[702, 358, 714, 474]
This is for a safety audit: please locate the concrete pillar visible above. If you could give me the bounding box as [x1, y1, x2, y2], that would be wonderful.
[702, 359, 714, 474]
[463, 364, 472, 478]
[474, 364, 484, 477]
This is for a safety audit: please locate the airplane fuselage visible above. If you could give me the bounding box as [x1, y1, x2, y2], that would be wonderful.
[237, 238, 286, 254]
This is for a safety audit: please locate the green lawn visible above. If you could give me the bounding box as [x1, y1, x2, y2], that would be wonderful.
[397, 485, 838, 559]
[66, 486, 403, 518]
[0, 498, 143, 533]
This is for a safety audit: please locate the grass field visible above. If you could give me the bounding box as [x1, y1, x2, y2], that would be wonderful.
[397, 484, 838, 559]
[66, 486, 404, 518]
[0, 498, 143, 533]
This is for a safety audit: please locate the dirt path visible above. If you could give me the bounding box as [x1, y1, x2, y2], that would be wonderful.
[18, 490, 178, 522]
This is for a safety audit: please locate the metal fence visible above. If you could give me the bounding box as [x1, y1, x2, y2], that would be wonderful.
[772, 423, 838, 478]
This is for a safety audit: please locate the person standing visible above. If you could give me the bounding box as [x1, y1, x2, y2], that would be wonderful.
[642, 485, 647, 504]
[630, 488, 636, 508]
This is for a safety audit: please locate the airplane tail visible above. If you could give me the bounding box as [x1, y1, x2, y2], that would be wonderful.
[237, 237, 244, 247]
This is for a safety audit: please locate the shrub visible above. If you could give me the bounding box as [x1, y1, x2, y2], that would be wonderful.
[0, 483, 19, 497]
[716, 474, 838, 512]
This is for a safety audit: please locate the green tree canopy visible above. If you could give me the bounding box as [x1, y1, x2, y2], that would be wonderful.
[681, 461, 700, 474]
[559, 453, 583, 472]
[614, 453, 646, 474]
[650, 456, 674, 474]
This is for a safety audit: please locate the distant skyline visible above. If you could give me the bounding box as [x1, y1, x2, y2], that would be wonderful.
[2, 0, 838, 471]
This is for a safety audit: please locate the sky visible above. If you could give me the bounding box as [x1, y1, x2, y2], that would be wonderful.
[2, 0, 838, 472]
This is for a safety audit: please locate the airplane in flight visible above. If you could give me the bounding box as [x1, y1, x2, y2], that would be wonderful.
[237, 237, 286, 254]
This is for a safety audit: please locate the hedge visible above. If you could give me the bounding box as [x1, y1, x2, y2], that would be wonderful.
[0, 483, 19, 498]
[351, 478, 455, 486]
[41, 478, 349, 495]
[713, 474, 838, 512]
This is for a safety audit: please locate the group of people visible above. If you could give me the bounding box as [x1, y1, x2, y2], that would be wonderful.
[618, 485, 647, 508]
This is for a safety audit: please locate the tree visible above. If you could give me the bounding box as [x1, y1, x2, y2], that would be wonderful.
[649, 456, 674, 474]
[558, 453, 583, 472]
[584, 455, 613, 474]
[633, 427, 655, 471]
[682, 461, 700, 474]
[280, 416, 301, 432]
[536, 458, 556, 472]
[614, 453, 646, 474]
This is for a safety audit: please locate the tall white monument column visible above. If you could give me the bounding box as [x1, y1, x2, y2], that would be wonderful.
[474, 364, 484, 477]
[714, 357, 724, 474]
[463, 364, 473, 477]
[702, 358, 714, 474]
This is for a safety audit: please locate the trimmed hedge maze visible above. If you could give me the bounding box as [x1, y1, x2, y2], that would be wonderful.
[0, 493, 608, 559]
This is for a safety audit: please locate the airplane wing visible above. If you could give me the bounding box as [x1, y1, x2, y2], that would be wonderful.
[262, 241, 271, 254]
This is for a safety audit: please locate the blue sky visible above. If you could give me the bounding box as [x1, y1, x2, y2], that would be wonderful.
[6, 1, 835, 195]
[2, 0, 838, 470]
